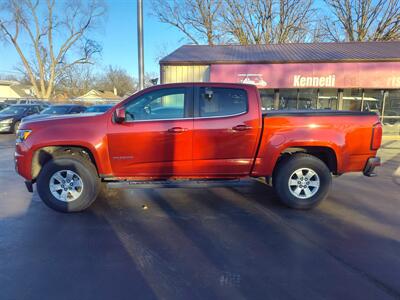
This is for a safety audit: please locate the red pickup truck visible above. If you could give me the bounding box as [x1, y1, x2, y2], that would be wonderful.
[15, 83, 382, 212]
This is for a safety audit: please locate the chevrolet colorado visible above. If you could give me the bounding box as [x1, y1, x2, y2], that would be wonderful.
[15, 83, 382, 212]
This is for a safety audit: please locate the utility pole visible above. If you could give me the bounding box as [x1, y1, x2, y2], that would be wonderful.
[137, 0, 144, 90]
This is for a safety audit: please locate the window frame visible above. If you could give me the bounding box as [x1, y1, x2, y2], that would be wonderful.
[194, 86, 249, 119]
[122, 86, 194, 123]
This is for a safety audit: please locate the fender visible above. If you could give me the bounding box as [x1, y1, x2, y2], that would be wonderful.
[19, 113, 114, 180]
[251, 114, 377, 176]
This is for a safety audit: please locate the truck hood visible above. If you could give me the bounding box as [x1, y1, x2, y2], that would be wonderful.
[21, 113, 104, 129]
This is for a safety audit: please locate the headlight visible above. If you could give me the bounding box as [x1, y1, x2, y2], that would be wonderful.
[16, 129, 32, 143]
[0, 118, 13, 124]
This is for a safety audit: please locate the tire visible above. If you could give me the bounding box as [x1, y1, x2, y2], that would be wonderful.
[13, 121, 20, 134]
[273, 153, 332, 209]
[37, 153, 100, 212]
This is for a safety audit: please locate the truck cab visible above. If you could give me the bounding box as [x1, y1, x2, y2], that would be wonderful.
[107, 83, 262, 178]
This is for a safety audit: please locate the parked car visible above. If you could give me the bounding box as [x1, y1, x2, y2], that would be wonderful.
[84, 104, 114, 114]
[15, 83, 382, 213]
[22, 104, 87, 123]
[4, 99, 50, 110]
[0, 104, 42, 133]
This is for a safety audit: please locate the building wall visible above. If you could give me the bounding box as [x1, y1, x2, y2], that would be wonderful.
[161, 65, 210, 84]
[0, 86, 19, 99]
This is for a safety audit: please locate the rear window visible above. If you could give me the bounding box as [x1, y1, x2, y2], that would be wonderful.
[198, 87, 247, 117]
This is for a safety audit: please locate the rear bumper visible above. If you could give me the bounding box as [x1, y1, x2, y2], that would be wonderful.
[363, 157, 381, 177]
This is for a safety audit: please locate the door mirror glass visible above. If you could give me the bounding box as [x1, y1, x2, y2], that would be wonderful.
[115, 107, 126, 123]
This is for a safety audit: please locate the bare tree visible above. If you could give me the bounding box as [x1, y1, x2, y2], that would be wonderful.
[56, 64, 96, 98]
[0, 73, 20, 81]
[220, 0, 274, 44]
[151, 0, 223, 45]
[95, 66, 136, 97]
[143, 72, 160, 88]
[0, 0, 106, 99]
[221, 0, 316, 44]
[323, 0, 400, 41]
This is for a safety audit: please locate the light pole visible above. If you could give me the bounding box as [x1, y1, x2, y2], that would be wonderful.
[137, 0, 144, 90]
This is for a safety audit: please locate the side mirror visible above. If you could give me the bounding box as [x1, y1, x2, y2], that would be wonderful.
[115, 107, 126, 123]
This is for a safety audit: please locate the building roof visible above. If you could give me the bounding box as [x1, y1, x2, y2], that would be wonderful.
[75, 89, 120, 101]
[0, 80, 34, 98]
[10, 85, 34, 97]
[160, 41, 400, 65]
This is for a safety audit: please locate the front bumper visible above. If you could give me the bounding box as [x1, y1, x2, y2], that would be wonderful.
[0, 124, 12, 132]
[25, 181, 33, 193]
[15, 144, 35, 193]
[14, 142, 33, 181]
[363, 157, 381, 177]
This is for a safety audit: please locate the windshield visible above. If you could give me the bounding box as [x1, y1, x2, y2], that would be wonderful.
[85, 106, 112, 113]
[40, 106, 69, 114]
[0, 106, 27, 115]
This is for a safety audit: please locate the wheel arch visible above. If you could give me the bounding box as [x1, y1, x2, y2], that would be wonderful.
[275, 146, 338, 175]
[31, 146, 99, 181]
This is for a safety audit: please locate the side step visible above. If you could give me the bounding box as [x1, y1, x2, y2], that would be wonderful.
[106, 179, 248, 189]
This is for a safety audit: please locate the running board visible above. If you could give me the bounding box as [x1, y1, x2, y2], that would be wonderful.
[107, 179, 246, 189]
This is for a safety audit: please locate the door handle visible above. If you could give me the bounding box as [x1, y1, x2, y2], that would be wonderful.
[232, 124, 252, 131]
[167, 127, 188, 133]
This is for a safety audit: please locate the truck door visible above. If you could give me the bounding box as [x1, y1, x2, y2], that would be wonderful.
[192, 85, 261, 176]
[107, 86, 193, 177]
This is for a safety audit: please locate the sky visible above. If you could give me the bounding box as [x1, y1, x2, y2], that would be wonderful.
[0, 0, 186, 79]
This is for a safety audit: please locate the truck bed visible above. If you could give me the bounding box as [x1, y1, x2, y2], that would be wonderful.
[252, 109, 381, 177]
[263, 110, 378, 117]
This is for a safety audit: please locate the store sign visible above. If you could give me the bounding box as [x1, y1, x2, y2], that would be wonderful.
[293, 75, 336, 87]
[210, 62, 400, 89]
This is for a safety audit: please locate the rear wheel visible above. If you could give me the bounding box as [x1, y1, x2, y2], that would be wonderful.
[37, 154, 100, 212]
[273, 153, 332, 209]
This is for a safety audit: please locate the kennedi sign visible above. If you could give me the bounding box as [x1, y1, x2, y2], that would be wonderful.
[210, 62, 400, 89]
[293, 75, 336, 87]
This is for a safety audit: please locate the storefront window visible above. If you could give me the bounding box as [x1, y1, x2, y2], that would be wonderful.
[363, 90, 384, 114]
[318, 89, 338, 110]
[343, 89, 363, 111]
[383, 90, 400, 129]
[259, 89, 275, 111]
[298, 89, 317, 109]
[279, 89, 298, 110]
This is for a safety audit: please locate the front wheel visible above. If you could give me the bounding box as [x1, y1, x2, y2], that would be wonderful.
[273, 154, 332, 209]
[37, 154, 100, 212]
[13, 121, 20, 134]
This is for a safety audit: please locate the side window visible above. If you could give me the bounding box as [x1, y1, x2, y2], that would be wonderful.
[125, 88, 186, 121]
[71, 107, 83, 113]
[198, 87, 247, 117]
[27, 107, 38, 114]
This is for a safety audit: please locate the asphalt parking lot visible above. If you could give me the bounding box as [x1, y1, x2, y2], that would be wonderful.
[0, 133, 399, 300]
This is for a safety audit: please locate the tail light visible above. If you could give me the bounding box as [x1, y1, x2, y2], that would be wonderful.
[371, 122, 382, 150]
